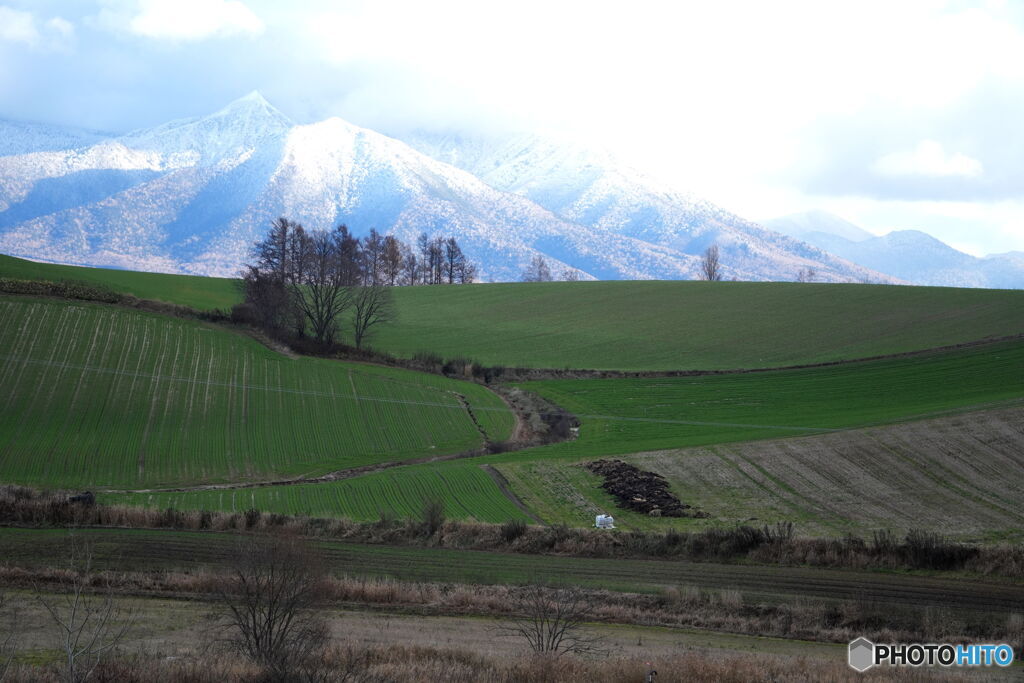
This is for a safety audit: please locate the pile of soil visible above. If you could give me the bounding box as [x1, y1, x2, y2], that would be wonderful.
[584, 459, 706, 518]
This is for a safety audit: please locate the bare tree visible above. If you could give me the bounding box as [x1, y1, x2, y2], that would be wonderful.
[700, 244, 723, 281]
[245, 222, 359, 345]
[427, 237, 445, 284]
[382, 235, 404, 286]
[796, 266, 817, 283]
[561, 268, 581, 282]
[241, 217, 302, 334]
[215, 534, 329, 677]
[35, 540, 134, 683]
[416, 232, 431, 285]
[351, 285, 395, 349]
[240, 264, 294, 332]
[497, 585, 604, 657]
[400, 247, 418, 286]
[459, 261, 478, 284]
[361, 229, 385, 286]
[521, 255, 553, 282]
[443, 237, 467, 284]
[292, 227, 353, 345]
[334, 224, 362, 287]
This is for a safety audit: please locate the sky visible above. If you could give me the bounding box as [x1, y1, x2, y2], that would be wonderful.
[1, 0, 1022, 256]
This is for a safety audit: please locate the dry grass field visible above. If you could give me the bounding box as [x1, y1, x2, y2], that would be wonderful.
[499, 405, 1024, 540]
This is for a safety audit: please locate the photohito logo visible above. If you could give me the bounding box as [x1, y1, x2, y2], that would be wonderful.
[849, 638, 1015, 672]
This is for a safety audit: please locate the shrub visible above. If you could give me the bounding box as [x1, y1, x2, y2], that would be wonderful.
[230, 302, 259, 325]
[500, 519, 528, 543]
[871, 529, 898, 554]
[421, 500, 445, 537]
[0, 277, 123, 304]
[763, 521, 794, 543]
[244, 508, 261, 529]
[903, 528, 978, 570]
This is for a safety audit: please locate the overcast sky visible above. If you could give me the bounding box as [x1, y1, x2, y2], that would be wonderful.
[2, 0, 1022, 256]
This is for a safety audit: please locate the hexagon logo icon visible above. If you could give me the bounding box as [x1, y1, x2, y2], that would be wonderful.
[849, 637, 875, 672]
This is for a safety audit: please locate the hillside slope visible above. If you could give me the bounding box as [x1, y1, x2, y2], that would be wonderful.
[499, 404, 1024, 540]
[372, 280, 1024, 370]
[3, 255, 1022, 371]
[0, 296, 512, 489]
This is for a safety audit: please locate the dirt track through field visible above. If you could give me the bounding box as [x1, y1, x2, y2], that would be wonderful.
[480, 464, 544, 524]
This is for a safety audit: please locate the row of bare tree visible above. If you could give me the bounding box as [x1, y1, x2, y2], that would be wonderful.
[241, 219, 477, 347]
[6, 532, 600, 682]
[523, 246, 727, 282]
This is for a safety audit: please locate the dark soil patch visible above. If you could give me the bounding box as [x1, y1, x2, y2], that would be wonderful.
[584, 459, 707, 518]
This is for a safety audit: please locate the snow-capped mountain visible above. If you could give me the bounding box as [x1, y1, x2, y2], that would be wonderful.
[763, 210, 875, 243]
[402, 132, 891, 283]
[762, 211, 1024, 289]
[0, 93, 892, 282]
[0, 119, 107, 156]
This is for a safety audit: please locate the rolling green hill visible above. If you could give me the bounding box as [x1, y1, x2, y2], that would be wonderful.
[512, 338, 1024, 456]
[376, 280, 1024, 370]
[4, 254, 1023, 371]
[0, 254, 239, 310]
[0, 296, 513, 489]
[6, 254, 1024, 533]
[108, 338, 1024, 532]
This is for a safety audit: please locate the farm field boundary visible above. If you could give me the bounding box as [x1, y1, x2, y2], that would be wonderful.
[496, 404, 1024, 540]
[1, 527, 1022, 617]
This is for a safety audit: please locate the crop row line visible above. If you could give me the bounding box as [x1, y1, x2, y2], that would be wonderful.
[2, 352, 842, 433]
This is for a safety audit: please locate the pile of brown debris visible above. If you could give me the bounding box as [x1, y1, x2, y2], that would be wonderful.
[584, 459, 707, 518]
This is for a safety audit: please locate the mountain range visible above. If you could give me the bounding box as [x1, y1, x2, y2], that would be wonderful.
[0, 92, 894, 283]
[765, 211, 1024, 289]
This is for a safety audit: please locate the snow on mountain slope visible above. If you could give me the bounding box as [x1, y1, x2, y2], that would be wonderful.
[763, 210, 875, 243]
[403, 132, 894, 283]
[0, 94, 708, 280]
[0, 119, 107, 156]
[982, 252, 1024, 289]
[781, 217, 1024, 289]
[188, 116, 706, 280]
[118, 91, 293, 164]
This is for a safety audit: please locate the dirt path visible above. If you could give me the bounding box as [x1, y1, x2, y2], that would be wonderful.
[101, 446, 494, 494]
[481, 464, 545, 524]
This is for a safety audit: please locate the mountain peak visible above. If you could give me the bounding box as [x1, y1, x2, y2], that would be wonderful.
[238, 90, 269, 104]
[114, 91, 292, 163]
[213, 90, 290, 125]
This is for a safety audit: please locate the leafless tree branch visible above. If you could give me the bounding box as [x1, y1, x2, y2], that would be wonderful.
[700, 244, 723, 281]
[496, 585, 606, 657]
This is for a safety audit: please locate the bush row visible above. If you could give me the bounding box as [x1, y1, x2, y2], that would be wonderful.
[1, 486, 1020, 577]
[0, 277, 124, 304]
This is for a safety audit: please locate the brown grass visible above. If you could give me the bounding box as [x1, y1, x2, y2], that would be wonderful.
[630, 405, 1024, 541]
[2, 486, 1022, 578]
[2, 642, 965, 682]
[4, 561, 1021, 651]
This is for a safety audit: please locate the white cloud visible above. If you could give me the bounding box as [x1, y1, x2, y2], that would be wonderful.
[0, 6, 74, 49]
[873, 141, 984, 178]
[0, 6, 41, 44]
[46, 17, 75, 39]
[127, 0, 264, 41]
